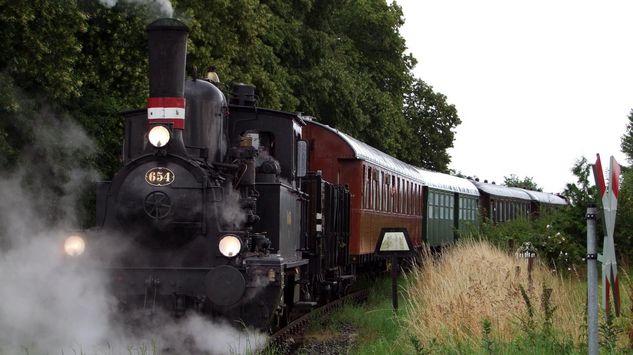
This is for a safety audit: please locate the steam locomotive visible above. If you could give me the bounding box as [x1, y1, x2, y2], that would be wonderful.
[62, 18, 566, 331]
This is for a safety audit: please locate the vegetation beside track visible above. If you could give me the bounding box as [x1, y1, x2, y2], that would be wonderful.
[305, 239, 633, 355]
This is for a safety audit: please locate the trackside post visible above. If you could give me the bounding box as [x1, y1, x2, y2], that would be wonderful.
[586, 207, 598, 355]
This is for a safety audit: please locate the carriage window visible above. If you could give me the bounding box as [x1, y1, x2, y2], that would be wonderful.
[366, 167, 370, 209]
[415, 184, 422, 215]
[369, 168, 378, 210]
[378, 171, 385, 211]
[363, 166, 368, 209]
[395, 178, 399, 213]
[413, 185, 418, 215]
[411, 184, 418, 214]
[404, 181, 407, 214]
[444, 194, 449, 220]
[391, 178, 396, 212]
[415, 185, 424, 215]
[400, 179, 407, 213]
[408, 181, 411, 214]
[384, 174, 390, 212]
[410, 183, 414, 215]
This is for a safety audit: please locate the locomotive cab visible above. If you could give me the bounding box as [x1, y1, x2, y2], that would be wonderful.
[227, 89, 308, 261]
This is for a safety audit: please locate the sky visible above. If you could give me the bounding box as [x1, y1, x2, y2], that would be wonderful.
[396, 0, 633, 193]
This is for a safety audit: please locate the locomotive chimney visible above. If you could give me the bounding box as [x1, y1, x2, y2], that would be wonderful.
[146, 18, 189, 130]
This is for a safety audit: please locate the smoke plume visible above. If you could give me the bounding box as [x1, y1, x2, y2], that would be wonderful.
[219, 184, 248, 230]
[97, 0, 174, 18]
[0, 101, 266, 353]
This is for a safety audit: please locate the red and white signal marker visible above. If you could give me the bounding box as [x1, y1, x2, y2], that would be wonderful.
[593, 154, 621, 316]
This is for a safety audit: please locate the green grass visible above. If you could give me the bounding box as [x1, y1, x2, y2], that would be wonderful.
[305, 245, 633, 355]
[299, 275, 415, 354]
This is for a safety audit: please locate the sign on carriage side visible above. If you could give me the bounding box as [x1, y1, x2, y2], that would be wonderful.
[592, 154, 621, 316]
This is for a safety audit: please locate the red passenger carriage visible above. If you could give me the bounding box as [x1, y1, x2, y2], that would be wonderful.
[303, 120, 425, 262]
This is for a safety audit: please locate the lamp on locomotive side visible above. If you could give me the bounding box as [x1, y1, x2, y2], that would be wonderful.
[375, 228, 414, 311]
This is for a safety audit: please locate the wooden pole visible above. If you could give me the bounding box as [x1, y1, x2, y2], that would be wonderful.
[391, 255, 399, 311]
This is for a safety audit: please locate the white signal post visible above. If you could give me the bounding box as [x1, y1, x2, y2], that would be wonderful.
[593, 154, 621, 316]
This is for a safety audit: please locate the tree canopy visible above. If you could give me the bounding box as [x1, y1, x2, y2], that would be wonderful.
[0, 0, 461, 171]
[621, 109, 633, 164]
[0, 0, 463, 226]
[404, 79, 461, 172]
[503, 174, 542, 192]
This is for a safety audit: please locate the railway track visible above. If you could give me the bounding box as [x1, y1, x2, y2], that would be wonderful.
[261, 289, 369, 354]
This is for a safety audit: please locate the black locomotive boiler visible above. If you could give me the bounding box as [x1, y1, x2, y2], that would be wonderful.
[66, 18, 353, 330]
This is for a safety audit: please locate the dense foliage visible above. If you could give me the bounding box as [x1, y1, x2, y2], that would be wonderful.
[483, 154, 633, 269]
[504, 174, 542, 192]
[621, 109, 633, 164]
[619, 113, 633, 263]
[4, 1, 632, 265]
[0, 0, 462, 227]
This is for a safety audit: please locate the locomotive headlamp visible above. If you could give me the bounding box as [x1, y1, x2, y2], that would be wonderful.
[219, 234, 242, 258]
[148, 125, 171, 148]
[64, 234, 86, 257]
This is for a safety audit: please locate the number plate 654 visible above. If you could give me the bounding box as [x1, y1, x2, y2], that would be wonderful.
[145, 167, 175, 186]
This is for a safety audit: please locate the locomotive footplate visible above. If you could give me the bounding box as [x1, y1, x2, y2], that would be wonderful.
[108, 256, 308, 330]
[242, 255, 309, 328]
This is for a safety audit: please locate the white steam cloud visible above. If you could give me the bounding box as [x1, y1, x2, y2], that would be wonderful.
[220, 185, 248, 230]
[98, 0, 174, 18]
[0, 109, 111, 352]
[0, 104, 266, 353]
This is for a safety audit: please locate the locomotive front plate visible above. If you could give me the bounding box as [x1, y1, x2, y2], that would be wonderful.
[145, 167, 175, 186]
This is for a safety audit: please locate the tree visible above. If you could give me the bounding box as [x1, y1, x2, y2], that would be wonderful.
[256, 0, 418, 160]
[504, 174, 542, 191]
[403, 79, 461, 172]
[615, 107, 633, 261]
[0, 0, 463, 227]
[0, 1, 86, 101]
[0, 1, 87, 170]
[553, 157, 599, 245]
[621, 109, 633, 163]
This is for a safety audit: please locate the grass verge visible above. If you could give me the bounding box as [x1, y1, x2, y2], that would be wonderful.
[313, 238, 633, 354]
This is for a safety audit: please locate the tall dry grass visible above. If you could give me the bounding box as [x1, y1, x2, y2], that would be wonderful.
[403, 239, 586, 348]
